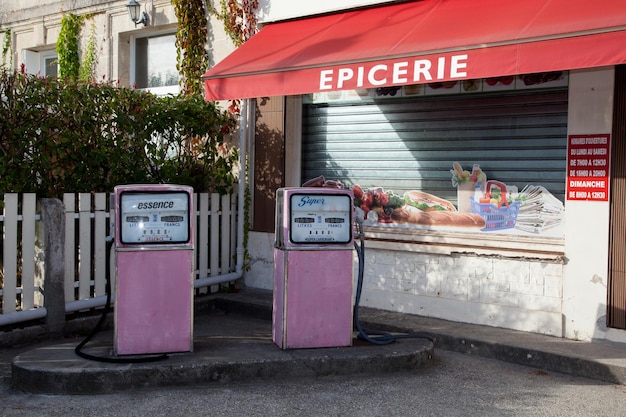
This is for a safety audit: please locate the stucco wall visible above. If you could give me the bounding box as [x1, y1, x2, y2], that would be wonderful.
[257, 0, 396, 23]
[245, 232, 276, 290]
[563, 67, 624, 344]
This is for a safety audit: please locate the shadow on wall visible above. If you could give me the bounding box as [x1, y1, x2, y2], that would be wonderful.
[253, 97, 285, 233]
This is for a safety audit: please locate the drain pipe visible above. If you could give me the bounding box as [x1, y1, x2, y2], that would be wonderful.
[235, 98, 249, 277]
[0, 308, 47, 327]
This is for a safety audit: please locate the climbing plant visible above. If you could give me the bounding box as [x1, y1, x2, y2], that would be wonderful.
[78, 21, 97, 81]
[172, 0, 208, 96]
[56, 13, 83, 78]
[1, 29, 12, 69]
[210, 0, 258, 47]
[209, 0, 258, 115]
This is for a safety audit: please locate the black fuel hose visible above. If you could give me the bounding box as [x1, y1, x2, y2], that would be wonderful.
[74, 237, 169, 363]
[352, 218, 435, 345]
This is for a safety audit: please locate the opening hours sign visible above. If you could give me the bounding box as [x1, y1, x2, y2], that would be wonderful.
[566, 134, 611, 201]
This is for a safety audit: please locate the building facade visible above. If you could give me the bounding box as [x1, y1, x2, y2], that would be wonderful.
[0, 0, 233, 92]
[207, 0, 626, 344]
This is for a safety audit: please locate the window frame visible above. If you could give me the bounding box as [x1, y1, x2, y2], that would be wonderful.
[39, 50, 58, 77]
[130, 30, 180, 96]
[22, 49, 58, 77]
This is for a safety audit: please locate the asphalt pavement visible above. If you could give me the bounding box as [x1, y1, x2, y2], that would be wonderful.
[2, 288, 626, 416]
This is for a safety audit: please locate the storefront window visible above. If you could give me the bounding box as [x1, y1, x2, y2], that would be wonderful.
[302, 72, 569, 239]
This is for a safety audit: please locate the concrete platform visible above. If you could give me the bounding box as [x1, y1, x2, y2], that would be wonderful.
[11, 302, 434, 394]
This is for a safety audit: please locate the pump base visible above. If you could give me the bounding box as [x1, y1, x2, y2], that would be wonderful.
[273, 248, 353, 349]
[115, 249, 193, 355]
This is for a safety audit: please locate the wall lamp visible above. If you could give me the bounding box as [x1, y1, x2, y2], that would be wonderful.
[127, 0, 148, 27]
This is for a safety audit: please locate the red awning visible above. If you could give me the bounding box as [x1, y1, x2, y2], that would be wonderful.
[203, 0, 626, 101]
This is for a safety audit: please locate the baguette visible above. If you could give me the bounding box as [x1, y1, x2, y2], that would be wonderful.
[404, 190, 457, 212]
[391, 206, 486, 228]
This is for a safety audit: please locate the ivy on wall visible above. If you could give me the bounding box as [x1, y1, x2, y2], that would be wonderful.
[210, 0, 258, 47]
[78, 22, 97, 81]
[2, 29, 12, 69]
[172, 0, 209, 96]
[56, 13, 83, 78]
[170, 0, 259, 97]
[209, 0, 258, 115]
[56, 12, 99, 81]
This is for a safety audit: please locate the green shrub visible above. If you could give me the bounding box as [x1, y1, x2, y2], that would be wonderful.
[0, 69, 237, 197]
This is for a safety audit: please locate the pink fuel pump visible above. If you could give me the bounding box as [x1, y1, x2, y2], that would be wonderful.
[273, 187, 354, 349]
[113, 184, 194, 356]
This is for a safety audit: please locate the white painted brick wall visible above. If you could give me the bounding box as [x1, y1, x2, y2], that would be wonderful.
[358, 248, 564, 335]
[244, 233, 565, 336]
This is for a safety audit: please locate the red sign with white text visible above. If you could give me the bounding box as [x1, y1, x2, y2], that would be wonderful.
[566, 134, 610, 201]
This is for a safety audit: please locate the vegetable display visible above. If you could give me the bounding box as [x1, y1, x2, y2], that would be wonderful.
[352, 185, 404, 223]
[450, 162, 486, 187]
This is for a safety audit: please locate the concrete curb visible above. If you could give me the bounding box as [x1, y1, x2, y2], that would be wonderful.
[12, 338, 434, 394]
[213, 290, 626, 385]
[354, 311, 626, 385]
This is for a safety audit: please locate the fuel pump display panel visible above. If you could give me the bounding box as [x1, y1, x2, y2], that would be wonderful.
[289, 193, 352, 244]
[119, 191, 190, 244]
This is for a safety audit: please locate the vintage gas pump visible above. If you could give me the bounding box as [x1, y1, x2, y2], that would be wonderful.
[113, 184, 194, 356]
[273, 187, 354, 349]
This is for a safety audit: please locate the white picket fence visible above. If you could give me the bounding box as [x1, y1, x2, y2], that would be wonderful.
[0, 192, 239, 326]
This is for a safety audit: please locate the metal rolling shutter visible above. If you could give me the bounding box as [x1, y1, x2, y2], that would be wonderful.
[302, 89, 568, 205]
